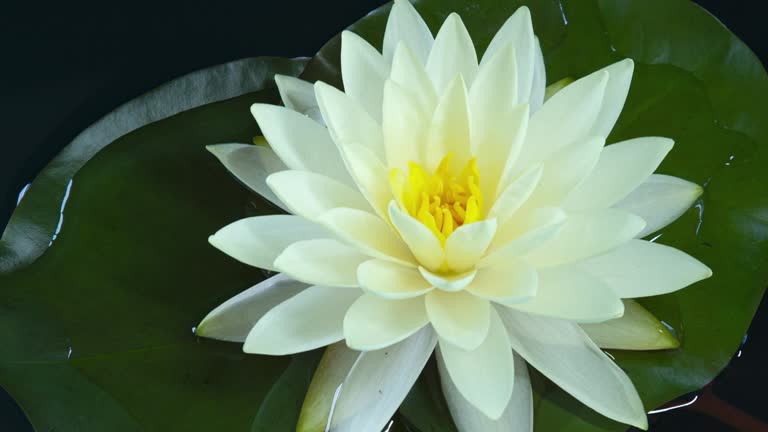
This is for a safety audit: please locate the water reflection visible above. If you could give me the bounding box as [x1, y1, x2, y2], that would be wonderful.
[648, 394, 699, 414]
[49, 179, 73, 245]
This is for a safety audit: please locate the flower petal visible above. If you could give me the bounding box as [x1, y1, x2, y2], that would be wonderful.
[577, 239, 712, 298]
[243, 285, 361, 355]
[438, 308, 514, 419]
[389, 201, 445, 271]
[482, 6, 535, 104]
[483, 207, 567, 267]
[467, 258, 537, 304]
[529, 37, 546, 113]
[274, 239, 369, 287]
[383, 79, 430, 171]
[487, 164, 543, 225]
[358, 259, 433, 299]
[425, 13, 478, 95]
[251, 103, 352, 185]
[480, 105, 530, 202]
[564, 137, 674, 211]
[418, 267, 477, 292]
[274, 74, 323, 123]
[445, 218, 497, 272]
[426, 75, 472, 172]
[206, 143, 287, 211]
[341, 143, 393, 220]
[267, 170, 371, 221]
[615, 174, 703, 238]
[344, 294, 429, 351]
[382, 0, 434, 65]
[506, 265, 624, 323]
[390, 42, 438, 116]
[341, 31, 389, 122]
[196, 274, 308, 342]
[590, 59, 634, 138]
[471, 42, 518, 146]
[498, 309, 648, 429]
[318, 207, 415, 266]
[209, 215, 329, 271]
[426, 290, 490, 350]
[330, 327, 437, 431]
[580, 300, 680, 350]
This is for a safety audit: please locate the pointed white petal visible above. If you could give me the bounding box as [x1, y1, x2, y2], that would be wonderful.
[196, 274, 308, 342]
[383, 79, 430, 171]
[206, 143, 287, 211]
[564, 137, 674, 211]
[590, 59, 634, 138]
[358, 259, 433, 299]
[389, 201, 445, 271]
[483, 207, 566, 267]
[274, 239, 369, 287]
[274, 75, 323, 123]
[578, 239, 712, 298]
[344, 294, 429, 350]
[523, 209, 646, 268]
[330, 327, 437, 431]
[426, 75, 472, 172]
[615, 174, 703, 238]
[580, 300, 680, 350]
[382, 0, 434, 65]
[488, 164, 542, 226]
[243, 285, 361, 355]
[209, 215, 329, 271]
[467, 258, 537, 304]
[318, 207, 415, 266]
[341, 31, 389, 122]
[425, 13, 478, 95]
[529, 37, 546, 113]
[426, 290, 490, 350]
[339, 143, 393, 220]
[267, 170, 371, 221]
[390, 42, 438, 116]
[438, 308, 514, 419]
[483, 6, 535, 104]
[480, 105, 530, 203]
[445, 218, 497, 272]
[418, 267, 477, 292]
[471, 43, 518, 150]
[499, 309, 648, 429]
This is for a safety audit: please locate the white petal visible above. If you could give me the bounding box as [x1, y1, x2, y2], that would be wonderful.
[383, 79, 430, 171]
[483, 207, 566, 267]
[341, 31, 389, 122]
[499, 309, 648, 429]
[274, 75, 323, 123]
[590, 59, 634, 138]
[577, 239, 712, 298]
[564, 137, 674, 211]
[445, 218, 497, 272]
[344, 295, 429, 350]
[251, 103, 352, 185]
[438, 308, 514, 419]
[483, 6, 535, 104]
[209, 215, 329, 271]
[382, 0, 434, 65]
[440, 351, 533, 432]
[507, 265, 625, 323]
[426, 290, 490, 350]
[206, 143, 287, 211]
[418, 267, 477, 292]
[523, 209, 646, 268]
[318, 207, 415, 266]
[529, 37, 546, 113]
[358, 259, 433, 299]
[274, 239, 369, 287]
[267, 170, 371, 221]
[196, 274, 308, 342]
[330, 327, 437, 431]
[389, 201, 445, 271]
[426, 75, 472, 173]
[471, 43, 518, 149]
[481, 105, 530, 201]
[425, 13, 478, 95]
[488, 164, 542, 225]
[580, 300, 680, 350]
[243, 285, 361, 355]
[615, 174, 703, 238]
[467, 258, 537, 304]
[340, 143, 393, 220]
[390, 42, 438, 116]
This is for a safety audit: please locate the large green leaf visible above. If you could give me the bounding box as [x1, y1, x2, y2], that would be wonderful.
[300, 0, 768, 431]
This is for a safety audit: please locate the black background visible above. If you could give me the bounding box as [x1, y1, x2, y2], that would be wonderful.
[0, 0, 766, 431]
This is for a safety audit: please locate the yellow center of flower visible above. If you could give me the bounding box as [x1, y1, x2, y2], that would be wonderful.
[390, 153, 483, 244]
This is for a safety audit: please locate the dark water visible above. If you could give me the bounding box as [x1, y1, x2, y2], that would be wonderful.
[0, 0, 766, 430]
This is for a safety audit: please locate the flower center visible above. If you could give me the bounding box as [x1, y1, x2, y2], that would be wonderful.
[390, 153, 483, 244]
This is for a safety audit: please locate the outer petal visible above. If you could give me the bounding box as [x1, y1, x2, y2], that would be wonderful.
[580, 300, 681, 350]
[341, 31, 389, 122]
[438, 308, 514, 419]
[483, 207, 567, 266]
[357, 259, 433, 299]
[330, 327, 437, 431]
[467, 258, 537, 304]
[206, 143, 287, 211]
[426, 75, 472, 172]
[425, 13, 478, 95]
[480, 105, 530, 202]
[267, 170, 371, 221]
[529, 37, 546, 113]
[482, 6, 535, 105]
[439, 351, 533, 432]
[499, 309, 648, 429]
[445, 218, 497, 272]
[243, 285, 361, 355]
[382, 0, 434, 65]
[390, 42, 438, 116]
[196, 274, 308, 342]
[209, 215, 329, 271]
[343, 294, 429, 350]
[426, 290, 490, 350]
[488, 164, 542, 225]
[389, 201, 445, 271]
[383, 79, 430, 171]
[564, 137, 674, 211]
[577, 239, 712, 298]
[274, 239, 369, 288]
[590, 59, 634, 138]
[274, 74, 323, 123]
[615, 174, 703, 238]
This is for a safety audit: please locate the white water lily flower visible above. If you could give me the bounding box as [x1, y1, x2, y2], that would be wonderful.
[197, 1, 712, 430]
